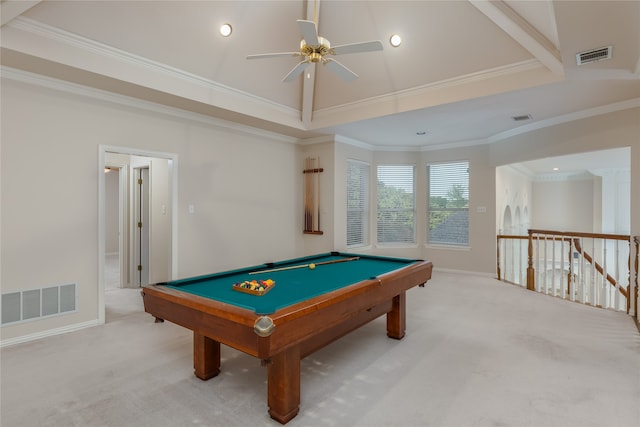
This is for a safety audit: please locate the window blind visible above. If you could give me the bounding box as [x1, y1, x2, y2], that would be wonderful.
[427, 161, 469, 245]
[347, 160, 370, 247]
[377, 165, 415, 244]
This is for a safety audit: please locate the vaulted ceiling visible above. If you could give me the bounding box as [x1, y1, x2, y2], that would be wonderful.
[1, 0, 639, 153]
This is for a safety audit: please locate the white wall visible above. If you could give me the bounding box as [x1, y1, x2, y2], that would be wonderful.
[531, 177, 595, 232]
[1, 76, 301, 342]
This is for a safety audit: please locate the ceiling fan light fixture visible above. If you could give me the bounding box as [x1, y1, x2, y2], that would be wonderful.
[247, 19, 383, 83]
[219, 23, 232, 37]
[390, 34, 402, 47]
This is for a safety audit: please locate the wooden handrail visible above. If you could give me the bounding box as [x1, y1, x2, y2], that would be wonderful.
[524, 229, 640, 305]
[529, 229, 630, 241]
[499, 232, 638, 318]
[573, 238, 628, 299]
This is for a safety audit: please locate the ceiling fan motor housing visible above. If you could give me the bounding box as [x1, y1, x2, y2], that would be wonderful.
[301, 37, 331, 62]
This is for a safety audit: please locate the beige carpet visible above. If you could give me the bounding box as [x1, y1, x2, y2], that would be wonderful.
[2, 271, 639, 427]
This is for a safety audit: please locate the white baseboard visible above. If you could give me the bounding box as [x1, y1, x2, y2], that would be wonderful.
[0, 319, 103, 348]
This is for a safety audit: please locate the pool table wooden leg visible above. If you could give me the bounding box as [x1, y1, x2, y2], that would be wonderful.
[267, 345, 300, 424]
[193, 332, 220, 380]
[387, 292, 406, 339]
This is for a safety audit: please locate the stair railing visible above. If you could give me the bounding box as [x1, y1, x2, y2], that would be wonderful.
[634, 236, 639, 320]
[498, 230, 634, 314]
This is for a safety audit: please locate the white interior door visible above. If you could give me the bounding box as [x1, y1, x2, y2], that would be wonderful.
[134, 167, 150, 286]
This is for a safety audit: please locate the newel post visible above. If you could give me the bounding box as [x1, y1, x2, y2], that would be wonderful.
[526, 230, 535, 291]
[496, 236, 502, 280]
[634, 237, 639, 319]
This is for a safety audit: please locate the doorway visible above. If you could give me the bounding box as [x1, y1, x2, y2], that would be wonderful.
[104, 165, 125, 290]
[98, 146, 178, 323]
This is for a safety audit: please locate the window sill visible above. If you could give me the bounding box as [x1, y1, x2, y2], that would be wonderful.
[425, 244, 471, 251]
[346, 244, 373, 251]
[375, 243, 419, 249]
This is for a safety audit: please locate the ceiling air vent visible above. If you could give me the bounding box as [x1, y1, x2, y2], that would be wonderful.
[512, 114, 532, 122]
[576, 46, 612, 65]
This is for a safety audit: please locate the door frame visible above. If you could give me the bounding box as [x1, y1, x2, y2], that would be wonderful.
[98, 145, 178, 324]
[104, 160, 128, 288]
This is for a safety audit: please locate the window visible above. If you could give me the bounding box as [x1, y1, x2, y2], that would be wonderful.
[377, 165, 415, 244]
[427, 161, 469, 246]
[346, 160, 370, 247]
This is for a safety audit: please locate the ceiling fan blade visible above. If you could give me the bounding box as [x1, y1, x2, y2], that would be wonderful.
[283, 60, 310, 82]
[331, 40, 383, 55]
[247, 52, 300, 60]
[297, 19, 319, 45]
[324, 58, 358, 82]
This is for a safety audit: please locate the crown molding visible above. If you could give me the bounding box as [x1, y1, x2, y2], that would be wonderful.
[1, 66, 299, 145]
[420, 138, 489, 152]
[333, 134, 376, 151]
[6, 17, 302, 129]
[489, 98, 640, 143]
[311, 59, 546, 128]
[298, 134, 336, 146]
[532, 171, 595, 182]
[505, 163, 535, 178]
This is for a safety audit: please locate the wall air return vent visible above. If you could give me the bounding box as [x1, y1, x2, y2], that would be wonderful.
[576, 46, 612, 65]
[1, 283, 77, 325]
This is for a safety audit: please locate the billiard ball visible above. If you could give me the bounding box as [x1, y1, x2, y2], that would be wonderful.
[309, 263, 316, 270]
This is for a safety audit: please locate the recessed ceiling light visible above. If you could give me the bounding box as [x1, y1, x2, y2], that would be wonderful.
[220, 23, 232, 37]
[553, 167, 559, 171]
[390, 34, 402, 47]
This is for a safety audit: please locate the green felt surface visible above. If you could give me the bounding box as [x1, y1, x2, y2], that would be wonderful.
[164, 252, 418, 315]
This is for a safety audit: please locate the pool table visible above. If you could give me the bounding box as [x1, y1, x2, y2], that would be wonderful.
[141, 252, 432, 424]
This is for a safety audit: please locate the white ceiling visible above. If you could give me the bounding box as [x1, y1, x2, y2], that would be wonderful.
[1, 0, 639, 171]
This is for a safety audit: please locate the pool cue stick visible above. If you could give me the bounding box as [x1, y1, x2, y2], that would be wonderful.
[248, 256, 360, 275]
[306, 157, 312, 231]
[310, 157, 314, 231]
[309, 157, 313, 230]
[308, 158, 312, 230]
[317, 157, 320, 231]
[304, 157, 310, 230]
[309, 157, 313, 231]
[304, 157, 307, 230]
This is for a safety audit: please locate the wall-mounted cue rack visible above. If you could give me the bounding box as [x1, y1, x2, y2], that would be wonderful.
[303, 157, 323, 235]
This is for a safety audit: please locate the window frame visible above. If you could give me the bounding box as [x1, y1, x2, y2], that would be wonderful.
[427, 160, 470, 247]
[346, 159, 370, 248]
[376, 164, 416, 246]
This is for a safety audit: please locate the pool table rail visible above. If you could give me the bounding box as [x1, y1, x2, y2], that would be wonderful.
[142, 258, 431, 360]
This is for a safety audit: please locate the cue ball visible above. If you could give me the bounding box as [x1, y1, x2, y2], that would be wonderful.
[309, 263, 316, 270]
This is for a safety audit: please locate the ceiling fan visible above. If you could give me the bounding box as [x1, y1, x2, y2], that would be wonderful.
[247, 19, 383, 83]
